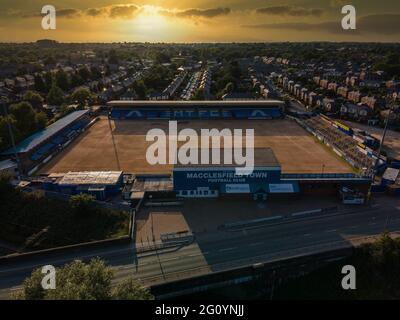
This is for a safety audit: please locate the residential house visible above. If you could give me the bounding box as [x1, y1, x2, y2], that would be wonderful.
[320, 79, 329, 89]
[337, 86, 349, 99]
[327, 82, 338, 92]
[15, 77, 27, 91]
[341, 102, 370, 121]
[24, 75, 35, 89]
[222, 92, 255, 101]
[4, 78, 15, 89]
[360, 96, 385, 110]
[348, 91, 363, 104]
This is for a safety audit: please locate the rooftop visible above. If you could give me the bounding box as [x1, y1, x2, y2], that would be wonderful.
[107, 100, 284, 109]
[0, 159, 16, 171]
[57, 171, 122, 186]
[1, 110, 89, 155]
[132, 177, 174, 192]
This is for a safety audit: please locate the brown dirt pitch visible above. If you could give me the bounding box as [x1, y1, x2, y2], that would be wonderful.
[39, 117, 353, 175]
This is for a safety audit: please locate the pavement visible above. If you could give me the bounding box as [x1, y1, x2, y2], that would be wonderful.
[1, 196, 399, 299]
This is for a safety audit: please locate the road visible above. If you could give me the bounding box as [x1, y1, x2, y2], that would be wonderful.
[1, 197, 400, 299]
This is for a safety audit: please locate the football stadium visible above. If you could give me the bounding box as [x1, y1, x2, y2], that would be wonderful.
[36, 100, 371, 200]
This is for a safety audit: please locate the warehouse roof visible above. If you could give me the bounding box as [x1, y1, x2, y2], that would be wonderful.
[107, 100, 284, 109]
[174, 148, 280, 169]
[57, 171, 122, 186]
[383, 167, 399, 182]
[1, 110, 89, 155]
[132, 177, 174, 192]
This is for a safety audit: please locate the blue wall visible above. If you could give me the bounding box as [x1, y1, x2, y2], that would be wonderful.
[111, 108, 283, 120]
[173, 168, 281, 193]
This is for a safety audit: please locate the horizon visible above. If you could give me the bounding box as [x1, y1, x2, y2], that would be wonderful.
[1, 40, 400, 45]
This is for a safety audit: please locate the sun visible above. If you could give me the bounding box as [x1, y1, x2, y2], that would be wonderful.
[134, 5, 167, 30]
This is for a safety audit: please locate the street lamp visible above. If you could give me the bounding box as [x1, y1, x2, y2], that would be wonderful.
[371, 92, 398, 182]
[366, 93, 398, 204]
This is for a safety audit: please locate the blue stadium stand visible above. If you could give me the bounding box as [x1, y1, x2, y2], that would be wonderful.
[52, 136, 65, 145]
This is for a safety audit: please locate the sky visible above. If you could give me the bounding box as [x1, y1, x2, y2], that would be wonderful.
[0, 0, 399, 42]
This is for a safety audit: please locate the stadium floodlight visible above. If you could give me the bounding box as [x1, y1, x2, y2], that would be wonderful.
[371, 94, 398, 186]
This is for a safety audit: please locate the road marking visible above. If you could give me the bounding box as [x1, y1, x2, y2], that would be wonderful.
[219, 247, 236, 252]
[303, 234, 312, 237]
[349, 225, 358, 229]
[325, 229, 337, 233]
[368, 222, 377, 226]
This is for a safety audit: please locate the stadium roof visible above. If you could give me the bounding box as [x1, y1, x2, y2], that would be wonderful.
[107, 100, 285, 108]
[1, 110, 89, 155]
[0, 159, 16, 171]
[57, 171, 123, 186]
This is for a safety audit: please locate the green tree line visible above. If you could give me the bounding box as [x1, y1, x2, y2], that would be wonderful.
[13, 258, 153, 300]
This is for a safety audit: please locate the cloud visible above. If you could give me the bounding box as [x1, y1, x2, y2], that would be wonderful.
[176, 7, 231, 18]
[358, 14, 400, 34]
[256, 6, 323, 17]
[22, 8, 80, 19]
[330, 0, 348, 7]
[57, 9, 81, 18]
[85, 8, 108, 17]
[109, 5, 139, 19]
[19, 4, 231, 21]
[244, 21, 341, 33]
[160, 7, 231, 19]
[244, 14, 400, 35]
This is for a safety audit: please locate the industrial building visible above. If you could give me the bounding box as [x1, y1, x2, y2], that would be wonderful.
[44, 171, 123, 201]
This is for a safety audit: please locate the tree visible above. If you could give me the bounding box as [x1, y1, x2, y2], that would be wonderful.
[113, 278, 153, 300]
[55, 69, 70, 91]
[69, 193, 96, 213]
[71, 87, 93, 107]
[70, 73, 84, 88]
[154, 51, 171, 64]
[34, 75, 46, 93]
[12, 268, 46, 300]
[224, 82, 235, 94]
[108, 49, 119, 65]
[13, 259, 153, 300]
[44, 55, 56, 65]
[78, 66, 91, 82]
[23, 91, 44, 110]
[47, 84, 64, 106]
[191, 89, 205, 101]
[35, 112, 48, 130]
[90, 66, 102, 80]
[9, 102, 37, 136]
[133, 80, 147, 99]
[0, 172, 14, 200]
[43, 72, 53, 92]
[13, 259, 112, 300]
[0, 115, 20, 150]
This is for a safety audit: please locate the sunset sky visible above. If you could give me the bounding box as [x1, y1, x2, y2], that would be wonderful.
[0, 0, 399, 42]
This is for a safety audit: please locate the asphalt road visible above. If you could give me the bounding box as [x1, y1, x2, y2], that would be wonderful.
[1, 199, 400, 299]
